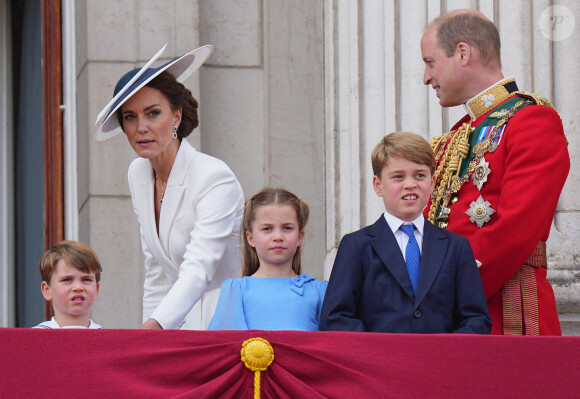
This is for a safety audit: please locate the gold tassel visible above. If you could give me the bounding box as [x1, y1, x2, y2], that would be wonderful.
[241, 337, 275, 399]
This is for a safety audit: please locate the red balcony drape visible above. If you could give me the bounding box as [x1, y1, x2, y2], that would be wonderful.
[1, 329, 578, 398]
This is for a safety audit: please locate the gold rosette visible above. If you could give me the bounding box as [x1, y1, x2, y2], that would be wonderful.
[241, 337, 275, 399]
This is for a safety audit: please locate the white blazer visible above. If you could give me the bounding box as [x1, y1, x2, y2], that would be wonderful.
[128, 139, 244, 329]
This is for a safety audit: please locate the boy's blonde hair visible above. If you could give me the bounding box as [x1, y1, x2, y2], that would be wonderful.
[39, 240, 103, 283]
[371, 131, 436, 177]
[242, 188, 310, 277]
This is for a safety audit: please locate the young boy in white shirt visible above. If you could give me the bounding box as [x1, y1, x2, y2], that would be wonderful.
[33, 240, 103, 329]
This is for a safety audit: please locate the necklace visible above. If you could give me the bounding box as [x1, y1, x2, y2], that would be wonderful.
[154, 172, 167, 205]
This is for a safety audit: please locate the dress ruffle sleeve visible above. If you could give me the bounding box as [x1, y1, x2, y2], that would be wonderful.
[207, 279, 248, 330]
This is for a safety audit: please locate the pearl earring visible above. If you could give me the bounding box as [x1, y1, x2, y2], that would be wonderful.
[172, 125, 178, 139]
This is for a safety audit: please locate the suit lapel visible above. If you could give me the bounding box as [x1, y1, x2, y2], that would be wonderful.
[158, 140, 193, 252]
[414, 217, 448, 306]
[368, 216, 415, 299]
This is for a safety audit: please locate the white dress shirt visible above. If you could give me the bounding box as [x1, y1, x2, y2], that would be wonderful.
[382, 212, 425, 260]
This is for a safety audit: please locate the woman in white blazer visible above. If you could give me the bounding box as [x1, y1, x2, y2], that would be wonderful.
[95, 45, 244, 329]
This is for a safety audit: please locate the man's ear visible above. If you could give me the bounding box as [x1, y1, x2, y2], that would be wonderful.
[455, 42, 471, 65]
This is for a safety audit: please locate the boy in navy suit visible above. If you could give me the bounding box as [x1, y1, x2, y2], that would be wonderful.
[320, 132, 491, 333]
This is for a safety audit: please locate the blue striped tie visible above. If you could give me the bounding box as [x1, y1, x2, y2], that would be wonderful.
[400, 224, 420, 294]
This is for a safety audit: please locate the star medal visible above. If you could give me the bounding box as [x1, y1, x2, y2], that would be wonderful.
[466, 195, 495, 228]
[472, 156, 491, 191]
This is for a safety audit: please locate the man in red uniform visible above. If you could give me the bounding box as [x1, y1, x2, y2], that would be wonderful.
[421, 9, 569, 335]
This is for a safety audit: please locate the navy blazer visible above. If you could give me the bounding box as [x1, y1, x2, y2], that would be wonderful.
[319, 216, 491, 334]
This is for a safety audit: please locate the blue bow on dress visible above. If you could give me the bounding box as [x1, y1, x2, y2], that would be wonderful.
[290, 274, 315, 296]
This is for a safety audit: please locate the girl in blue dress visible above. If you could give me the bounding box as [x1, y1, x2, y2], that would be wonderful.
[208, 188, 327, 331]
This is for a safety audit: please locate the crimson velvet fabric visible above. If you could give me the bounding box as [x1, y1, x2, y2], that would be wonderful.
[1, 329, 578, 398]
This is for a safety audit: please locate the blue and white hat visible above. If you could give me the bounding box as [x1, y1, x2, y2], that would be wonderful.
[94, 43, 213, 143]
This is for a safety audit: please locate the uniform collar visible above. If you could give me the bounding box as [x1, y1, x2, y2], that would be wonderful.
[463, 77, 518, 120]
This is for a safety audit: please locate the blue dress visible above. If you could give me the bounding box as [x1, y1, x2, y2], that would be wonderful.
[208, 274, 327, 331]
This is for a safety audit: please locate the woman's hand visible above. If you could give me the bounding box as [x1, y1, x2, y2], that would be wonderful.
[139, 318, 163, 329]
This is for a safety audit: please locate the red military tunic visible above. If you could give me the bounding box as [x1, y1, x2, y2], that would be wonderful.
[425, 78, 570, 335]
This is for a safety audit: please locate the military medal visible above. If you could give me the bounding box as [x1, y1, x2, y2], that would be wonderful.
[466, 195, 495, 228]
[472, 156, 491, 191]
[436, 205, 451, 224]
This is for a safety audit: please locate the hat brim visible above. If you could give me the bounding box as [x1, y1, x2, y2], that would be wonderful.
[94, 44, 213, 143]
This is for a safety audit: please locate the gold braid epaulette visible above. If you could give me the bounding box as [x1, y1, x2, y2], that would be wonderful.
[512, 91, 555, 110]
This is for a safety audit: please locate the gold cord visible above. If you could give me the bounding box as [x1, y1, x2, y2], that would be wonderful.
[428, 122, 472, 224]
